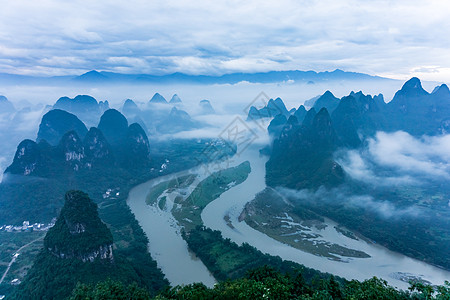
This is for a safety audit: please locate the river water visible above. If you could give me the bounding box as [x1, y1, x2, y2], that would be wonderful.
[127, 169, 216, 287]
[201, 147, 450, 290]
[128, 146, 450, 290]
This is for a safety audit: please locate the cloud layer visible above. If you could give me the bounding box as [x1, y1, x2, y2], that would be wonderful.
[1, 0, 450, 81]
[278, 186, 423, 219]
[337, 131, 450, 186]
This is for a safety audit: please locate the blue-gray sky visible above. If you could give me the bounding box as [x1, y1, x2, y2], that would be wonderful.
[1, 0, 450, 81]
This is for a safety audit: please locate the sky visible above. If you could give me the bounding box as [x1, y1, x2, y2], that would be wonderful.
[1, 0, 450, 81]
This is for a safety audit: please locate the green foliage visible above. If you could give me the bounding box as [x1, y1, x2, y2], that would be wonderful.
[3, 138, 234, 299]
[44, 191, 113, 256]
[183, 226, 336, 283]
[158, 266, 450, 300]
[186, 161, 251, 209]
[69, 279, 151, 300]
[409, 280, 450, 300]
[172, 162, 251, 231]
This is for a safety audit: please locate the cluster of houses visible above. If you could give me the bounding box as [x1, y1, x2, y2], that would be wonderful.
[0, 220, 55, 233]
[102, 187, 120, 199]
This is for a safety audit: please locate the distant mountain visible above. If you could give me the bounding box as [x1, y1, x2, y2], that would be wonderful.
[198, 99, 215, 114]
[53, 95, 102, 125]
[312, 90, 340, 113]
[98, 100, 110, 113]
[122, 99, 141, 117]
[303, 95, 321, 109]
[7, 108, 153, 178]
[169, 94, 182, 104]
[0, 95, 15, 113]
[54, 95, 100, 114]
[4, 139, 44, 176]
[74, 70, 109, 82]
[75, 69, 393, 85]
[157, 107, 198, 134]
[149, 92, 168, 104]
[387, 77, 450, 135]
[331, 91, 387, 146]
[0, 69, 397, 85]
[302, 107, 317, 129]
[37, 109, 88, 145]
[265, 77, 450, 191]
[247, 97, 289, 120]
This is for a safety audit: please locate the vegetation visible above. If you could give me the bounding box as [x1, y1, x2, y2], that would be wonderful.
[70, 280, 152, 300]
[11, 191, 162, 300]
[44, 191, 113, 257]
[172, 161, 251, 231]
[70, 267, 450, 299]
[266, 108, 345, 190]
[183, 226, 336, 283]
[0, 231, 45, 286]
[265, 84, 450, 270]
[1, 137, 233, 298]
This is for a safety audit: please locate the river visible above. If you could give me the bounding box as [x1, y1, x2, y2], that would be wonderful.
[127, 168, 216, 287]
[128, 145, 450, 290]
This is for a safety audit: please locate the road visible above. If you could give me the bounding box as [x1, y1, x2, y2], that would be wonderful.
[0, 236, 44, 284]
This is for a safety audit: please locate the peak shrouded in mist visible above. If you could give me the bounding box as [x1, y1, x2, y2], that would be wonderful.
[75, 70, 109, 82]
[169, 94, 182, 104]
[313, 90, 340, 113]
[198, 99, 215, 115]
[149, 92, 168, 104]
[122, 99, 141, 116]
[0, 95, 15, 113]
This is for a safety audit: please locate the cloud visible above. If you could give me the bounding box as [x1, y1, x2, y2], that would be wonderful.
[278, 186, 423, 219]
[337, 131, 450, 186]
[1, 1, 450, 80]
[336, 149, 417, 186]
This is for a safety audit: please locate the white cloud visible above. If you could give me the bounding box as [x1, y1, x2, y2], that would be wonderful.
[337, 131, 450, 185]
[0, 0, 450, 80]
[277, 186, 423, 219]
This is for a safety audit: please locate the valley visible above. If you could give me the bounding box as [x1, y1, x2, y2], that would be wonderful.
[129, 145, 450, 290]
[1, 76, 449, 298]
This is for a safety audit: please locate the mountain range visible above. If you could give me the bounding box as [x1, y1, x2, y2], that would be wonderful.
[0, 69, 397, 85]
[7, 109, 151, 179]
[265, 77, 450, 190]
[262, 77, 450, 271]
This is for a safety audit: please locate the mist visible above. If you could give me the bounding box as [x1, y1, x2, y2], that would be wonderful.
[337, 131, 450, 186]
[274, 131, 450, 221]
[277, 185, 424, 220]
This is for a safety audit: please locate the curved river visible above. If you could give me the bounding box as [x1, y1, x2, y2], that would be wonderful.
[127, 168, 216, 287]
[128, 146, 450, 290]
